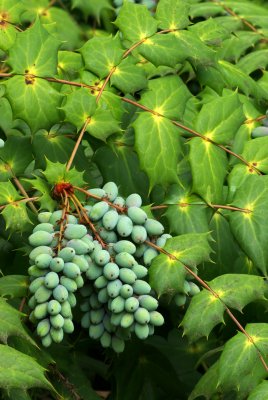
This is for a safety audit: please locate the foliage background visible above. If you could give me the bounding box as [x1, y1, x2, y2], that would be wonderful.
[0, 0, 268, 399]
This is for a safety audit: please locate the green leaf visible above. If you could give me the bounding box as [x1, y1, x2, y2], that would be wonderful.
[28, 176, 56, 212]
[80, 35, 124, 79]
[133, 112, 182, 189]
[110, 58, 147, 93]
[0, 298, 34, 344]
[0, 98, 13, 133]
[248, 381, 268, 400]
[8, 18, 60, 76]
[181, 275, 267, 341]
[218, 60, 266, 101]
[149, 233, 212, 296]
[189, 360, 220, 400]
[241, 137, 268, 174]
[71, 0, 112, 19]
[62, 88, 97, 130]
[93, 144, 149, 200]
[194, 92, 244, 144]
[155, 0, 190, 30]
[115, 2, 158, 43]
[140, 76, 192, 120]
[219, 31, 262, 62]
[87, 109, 121, 141]
[0, 24, 17, 51]
[188, 18, 229, 46]
[164, 184, 210, 235]
[0, 181, 21, 204]
[41, 7, 82, 51]
[189, 138, 228, 204]
[201, 213, 242, 279]
[0, 275, 29, 298]
[218, 323, 268, 395]
[237, 49, 268, 75]
[0, 136, 33, 181]
[42, 159, 85, 188]
[2, 202, 33, 232]
[4, 76, 61, 133]
[229, 175, 268, 275]
[0, 0, 26, 23]
[0, 344, 53, 391]
[139, 31, 216, 68]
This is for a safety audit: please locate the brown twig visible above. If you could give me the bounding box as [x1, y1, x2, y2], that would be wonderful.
[0, 196, 39, 211]
[12, 176, 39, 214]
[50, 365, 81, 400]
[96, 66, 117, 103]
[19, 297, 26, 313]
[70, 193, 107, 247]
[145, 240, 268, 373]
[245, 115, 266, 124]
[150, 203, 251, 213]
[66, 117, 91, 172]
[56, 191, 70, 254]
[73, 186, 126, 213]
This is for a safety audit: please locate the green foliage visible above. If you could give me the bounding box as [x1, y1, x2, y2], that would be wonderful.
[0, 0, 267, 398]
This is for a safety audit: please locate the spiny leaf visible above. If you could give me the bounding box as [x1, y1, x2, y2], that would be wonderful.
[133, 112, 182, 189]
[189, 360, 220, 400]
[42, 159, 85, 188]
[28, 176, 56, 212]
[164, 184, 210, 235]
[149, 233, 212, 296]
[241, 137, 268, 174]
[181, 275, 267, 341]
[71, 0, 112, 20]
[189, 138, 228, 204]
[87, 109, 121, 141]
[229, 175, 268, 275]
[194, 92, 244, 144]
[61, 88, 97, 130]
[115, 2, 158, 43]
[0, 298, 34, 345]
[110, 57, 147, 94]
[248, 381, 268, 400]
[139, 76, 192, 120]
[0, 136, 33, 181]
[8, 18, 60, 76]
[4, 76, 61, 133]
[0, 275, 29, 298]
[2, 202, 32, 232]
[0, 181, 21, 205]
[218, 323, 268, 395]
[155, 0, 190, 30]
[0, 344, 53, 391]
[189, 18, 229, 46]
[80, 35, 124, 79]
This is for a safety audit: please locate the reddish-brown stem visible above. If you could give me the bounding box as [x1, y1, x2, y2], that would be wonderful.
[69, 193, 83, 223]
[150, 203, 251, 213]
[19, 297, 26, 313]
[56, 191, 70, 253]
[12, 176, 38, 214]
[96, 66, 116, 103]
[70, 193, 107, 247]
[123, 38, 146, 58]
[121, 97, 261, 174]
[145, 239, 268, 373]
[245, 115, 266, 124]
[73, 186, 126, 213]
[0, 196, 39, 211]
[66, 117, 91, 172]
[44, 76, 96, 90]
